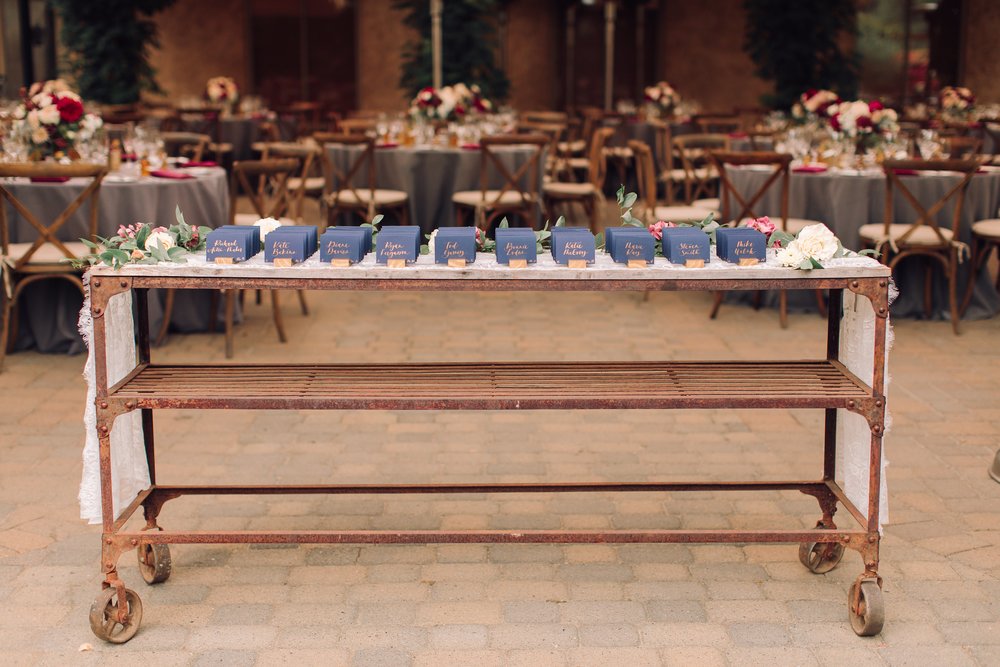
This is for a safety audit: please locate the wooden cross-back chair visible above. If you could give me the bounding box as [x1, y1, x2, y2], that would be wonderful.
[258, 143, 322, 223]
[161, 131, 211, 162]
[517, 120, 569, 180]
[318, 134, 409, 229]
[629, 140, 716, 224]
[939, 135, 983, 159]
[0, 162, 107, 371]
[543, 127, 614, 233]
[453, 134, 549, 230]
[671, 133, 728, 204]
[859, 158, 979, 334]
[177, 107, 233, 164]
[707, 151, 827, 328]
[281, 101, 324, 138]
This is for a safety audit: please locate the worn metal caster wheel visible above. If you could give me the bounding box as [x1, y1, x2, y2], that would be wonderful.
[138, 542, 172, 585]
[848, 579, 884, 636]
[798, 540, 845, 574]
[89, 587, 143, 644]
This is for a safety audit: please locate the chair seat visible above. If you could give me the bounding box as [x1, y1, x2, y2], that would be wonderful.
[557, 140, 586, 154]
[566, 157, 590, 170]
[691, 198, 720, 211]
[604, 146, 634, 159]
[287, 176, 326, 192]
[233, 213, 297, 226]
[209, 142, 233, 153]
[4, 241, 91, 266]
[658, 167, 715, 182]
[543, 182, 598, 197]
[332, 188, 408, 206]
[972, 218, 1000, 239]
[452, 190, 536, 207]
[654, 206, 715, 222]
[858, 223, 954, 246]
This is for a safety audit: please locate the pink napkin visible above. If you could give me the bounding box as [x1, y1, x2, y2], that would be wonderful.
[376, 142, 399, 149]
[461, 144, 481, 150]
[29, 176, 70, 183]
[728, 131, 749, 139]
[150, 169, 194, 180]
[892, 168, 919, 176]
[792, 165, 828, 174]
[179, 161, 218, 168]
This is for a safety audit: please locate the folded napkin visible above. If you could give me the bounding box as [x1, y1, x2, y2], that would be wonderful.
[29, 176, 71, 183]
[178, 161, 218, 168]
[792, 165, 828, 174]
[376, 142, 399, 149]
[892, 168, 919, 176]
[728, 131, 749, 139]
[461, 144, 481, 150]
[150, 169, 194, 180]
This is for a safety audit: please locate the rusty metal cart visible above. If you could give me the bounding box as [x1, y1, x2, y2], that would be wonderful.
[85, 261, 890, 642]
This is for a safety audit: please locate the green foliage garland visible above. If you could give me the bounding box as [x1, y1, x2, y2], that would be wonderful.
[394, 0, 510, 102]
[48, 0, 177, 104]
[743, 0, 859, 109]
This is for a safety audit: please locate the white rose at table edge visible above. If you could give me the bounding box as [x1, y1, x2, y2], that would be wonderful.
[426, 229, 438, 256]
[144, 230, 176, 252]
[253, 217, 282, 239]
[776, 223, 841, 269]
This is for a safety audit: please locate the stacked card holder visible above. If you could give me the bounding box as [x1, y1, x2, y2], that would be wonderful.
[434, 227, 477, 265]
[264, 226, 318, 264]
[550, 227, 595, 265]
[320, 227, 368, 264]
[206, 226, 260, 263]
[662, 227, 710, 265]
[376, 225, 421, 264]
[495, 228, 537, 265]
[606, 227, 654, 265]
[715, 227, 766, 264]
[332, 225, 373, 254]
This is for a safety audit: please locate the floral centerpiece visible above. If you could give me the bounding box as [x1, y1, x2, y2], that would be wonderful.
[409, 83, 493, 122]
[206, 76, 239, 113]
[643, 81, 680, 118]
[10, 79, 103, 161]
[791, 89, 840, 124]
[826, 99, 899, 152]
[939, 86, 975, 121]
[74, 207, 211, 270]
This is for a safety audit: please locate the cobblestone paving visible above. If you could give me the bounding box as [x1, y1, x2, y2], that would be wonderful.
[1, 280, 998, 665]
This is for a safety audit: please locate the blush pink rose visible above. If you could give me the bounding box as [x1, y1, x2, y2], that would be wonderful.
[746, 216, 775, 236]
[647, 220, 676, 240]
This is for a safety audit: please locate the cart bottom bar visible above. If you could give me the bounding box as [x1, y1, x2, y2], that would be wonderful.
[117, 528, 861, 546]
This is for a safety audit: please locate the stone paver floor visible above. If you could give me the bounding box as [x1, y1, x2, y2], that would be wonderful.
[1, 281, 999, 666]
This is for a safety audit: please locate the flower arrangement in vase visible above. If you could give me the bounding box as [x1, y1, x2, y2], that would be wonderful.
[409, 83, 493, 122]
[10, 79, 103, 162]
[790, 89, 840, 125]
[825, 99, 899, 153]
[643, 81, 680, 118]
[206, 76, 239, 115]
[939, 86, 975, 122]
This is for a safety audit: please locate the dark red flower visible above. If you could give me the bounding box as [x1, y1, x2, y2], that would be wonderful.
[856, 115, 873, 129]
[868, 100, 884, 112]
[56, 96, 84, 123]
[829, 115, 841, 132]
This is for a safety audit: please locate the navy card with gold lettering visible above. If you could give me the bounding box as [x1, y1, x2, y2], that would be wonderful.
[434, 227, 477, 264]
[604, 226, 647, 255]
[495, 228, 537, 264]
[610, 232, 654, 264]
[264, 227, 313, 264]
[333, 225, 373, 254]
[206, 227, 256, 263]
[715, 227, 766, 264]
[320, 228, 367, 264]
[269, 225, 318, 253]
[376, 226, 420, 264]
[662, 227, 710, 264]
[550, 227, 595, 265]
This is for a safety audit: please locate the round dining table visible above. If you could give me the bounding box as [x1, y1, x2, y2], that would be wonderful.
[725, 165, 1000, 320]
[324, 143, 545, 232]
[3, 167, 230, 354]
[180, 115, 296, 161]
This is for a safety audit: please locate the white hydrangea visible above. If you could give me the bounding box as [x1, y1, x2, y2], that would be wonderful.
[254, 217, 282, 240]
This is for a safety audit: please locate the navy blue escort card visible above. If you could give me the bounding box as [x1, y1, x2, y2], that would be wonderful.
[604, 226, 648, 255]
[495, 228, 537, 266]
[376, 225, 421, 265]
[264, 227, 315, 265]
[550, 227, 595, 267]
[662, 227, 710, 267]
[320, 227, 367, 265]
[716, 227, 766, 265]
[269, 225, 318, 253]
[333, 225, 373, 254]
[206, 227, 257, 263]
[434, 227, 477, 266]
[610, 231, 655, 266]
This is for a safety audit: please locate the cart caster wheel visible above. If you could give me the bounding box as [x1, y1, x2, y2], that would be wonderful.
[138, 542, 172, 585]
[89, 587, 142, 644]
[848, 579, 884, 636]
[798, 540, 845, 574]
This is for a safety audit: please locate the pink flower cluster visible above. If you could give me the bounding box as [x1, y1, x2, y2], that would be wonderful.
[744, 216, 780, 247]
[647, 220, 677, 240]
[117, 224, 166, 240]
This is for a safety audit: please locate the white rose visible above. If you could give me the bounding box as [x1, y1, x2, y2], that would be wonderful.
[426, 229, 438, 256]
[32, 93, 52, 108]
[776, 241, 806, 268]
[31, 127, 49, 144]
[145, 231, 176, 252]
[13, 105, 26, 120]
[254, 217, 282, 240]
[38, 105, 60, 125]
[27, 110, 40, 129]
[795, 224, 839, 262]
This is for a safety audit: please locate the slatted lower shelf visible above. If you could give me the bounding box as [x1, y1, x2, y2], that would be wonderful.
[110, 360, 871, 410]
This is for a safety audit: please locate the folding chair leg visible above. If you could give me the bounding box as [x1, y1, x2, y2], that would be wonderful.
[709, 291, 725, 319]
[778, 291, 789, 329]
[224, 289, 235, 359]
[155, 288, 175, 346]
[271, 291, 288, 343]
[208, 290, 219, 334]
[296, 290, 309, 316]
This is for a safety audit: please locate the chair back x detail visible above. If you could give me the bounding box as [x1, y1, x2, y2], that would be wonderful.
[230, 159, 298, 224]
[709, 151, 793, 227]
